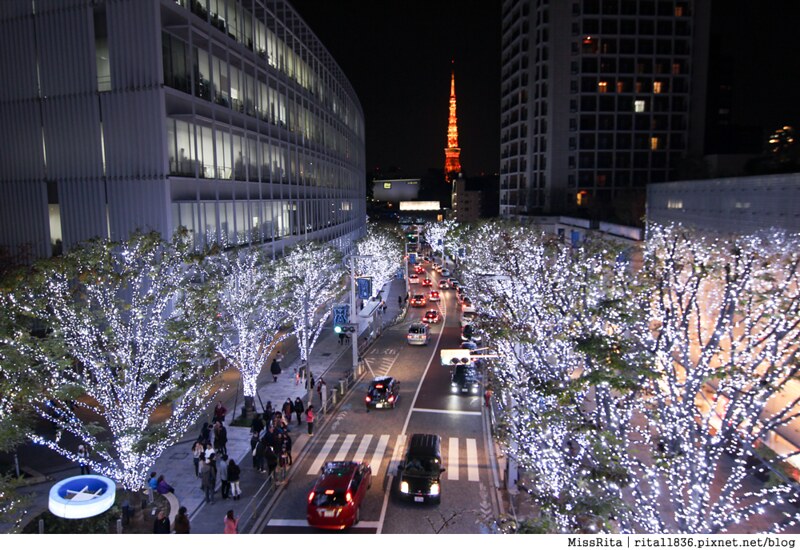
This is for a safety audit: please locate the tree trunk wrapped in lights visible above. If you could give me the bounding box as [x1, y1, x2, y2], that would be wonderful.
[275, 241, 344, 385]
[621, 224, 800, 533]
[2, 231, 221, 491]
[208, 248, 288, 418]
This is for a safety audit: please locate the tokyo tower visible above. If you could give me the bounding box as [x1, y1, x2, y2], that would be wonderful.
[444, 66, 462, 183]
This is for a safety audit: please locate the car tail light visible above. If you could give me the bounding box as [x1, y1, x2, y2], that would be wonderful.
[308, 491, 315, 503]
[365, 395, 371, 402]
[345, 491, 353, 504]
[388, 395, 395, 402]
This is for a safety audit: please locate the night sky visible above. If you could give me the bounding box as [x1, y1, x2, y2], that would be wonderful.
[291, 0, 501, 178]
[290, 1, 799, 179]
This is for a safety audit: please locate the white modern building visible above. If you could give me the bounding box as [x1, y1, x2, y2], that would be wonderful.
[499, 0, 710, 218]
[0, 0, 366, 260]
[647, 173, 800, 234]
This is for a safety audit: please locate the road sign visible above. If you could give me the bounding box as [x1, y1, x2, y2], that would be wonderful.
[332, 304, 350, 326]
[357, 277, 372, 299]
[409, 252, 417, 264]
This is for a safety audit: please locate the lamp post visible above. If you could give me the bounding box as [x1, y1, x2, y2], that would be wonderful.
[344, 254, 373, 372]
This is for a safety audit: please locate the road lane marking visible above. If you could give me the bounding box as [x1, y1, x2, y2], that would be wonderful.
[267, 518, 381, 529]
[411, 407, 482, 416]
[352, 434, 372, 464]
[387, 434, 406, 476]
[448, 437, 459, 481]
[306, 434, 338, 475]
[467, 438, 479, 481]
[370, 435, 390, 474]
[333, 433, 356, 461]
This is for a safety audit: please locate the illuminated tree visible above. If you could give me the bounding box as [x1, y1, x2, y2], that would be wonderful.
[209, 248, 289, 418]
[275, 241, 344, 368]
[424, 220, 458, 261]
[461, 221, 644, 532]
[620, 224, 800, 533]
[4, 231, 221, 491]
[354, 224, 403, 299]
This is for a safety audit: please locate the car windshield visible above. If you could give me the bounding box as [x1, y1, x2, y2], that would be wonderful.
[409, 325, 426, 334]
[404, 457, 441, 475]
[453, 367, 478, 383]
[369, 384, 389, 397]
[414, 295, 423, 300]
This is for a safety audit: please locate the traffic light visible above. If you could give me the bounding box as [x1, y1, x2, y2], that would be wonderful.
[335, 323, 356, 334]
[463, 324, 474, 340]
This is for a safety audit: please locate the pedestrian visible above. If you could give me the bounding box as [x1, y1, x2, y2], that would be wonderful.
[264, 401, 274, 423]
[281, 431, 293, 466]
[338, 332, 345, 345]
[253, 438, 265, 472]
[200, 422, 211, 445]
[270, 356, 281, 382]
[264, 444, 279, 476]
[316, 378, 324, 403]
[282, 398, 294, 420]
[146, 471, 158, 504]
[218, 454, 230, 499]
[382, 302, 388, 314]
[77, 444, 90, 475]
[192, 440, 204, 477]
[293, 397, 305, 425]
[213, 400, 227, 424]
[153, 509, 170, 534]
[309, 372, 316, 392]
[156, 474, 175, 494]
[484, 388, 493, 407]
[228, 458, 241, 500]
[224, 509, 238, 534]
[214, 422, 228, 455]
[174, 506, 190, 534]
[306, 405, 315, 435]
[200, 458, 216, 503]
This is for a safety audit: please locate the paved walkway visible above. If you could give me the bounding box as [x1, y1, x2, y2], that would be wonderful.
[2, 276, 409, 534]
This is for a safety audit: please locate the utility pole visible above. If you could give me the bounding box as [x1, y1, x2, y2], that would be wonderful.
[343, 254, 373, 372]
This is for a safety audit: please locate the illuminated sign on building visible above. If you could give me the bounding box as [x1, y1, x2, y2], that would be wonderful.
[399, 201, 441, 211]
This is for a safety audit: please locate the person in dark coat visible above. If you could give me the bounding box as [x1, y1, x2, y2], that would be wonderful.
[214, 422, 228, 455]
[280, 432, 293, 466]
[282, 398, 294, 420]
[264, 444, 279, 476]
[253, 439, 265, 472]
[264, 425, 280, 452]
[213, 401, 227, 424]
[174, 506, 190, 534]
[228, 459, 242, 500]
[156, 474, 175, 494]
[153, 509, 170, 534]
[270, 357, 282, 382]
[200, 422, 211, 445]
[293, 397, 305, 425]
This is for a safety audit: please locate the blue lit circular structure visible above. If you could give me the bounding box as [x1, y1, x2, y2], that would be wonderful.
[48, 475, 116, 519]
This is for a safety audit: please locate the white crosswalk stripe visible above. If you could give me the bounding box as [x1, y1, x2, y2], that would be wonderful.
[303, 434, 481, 482]
[306, 434, 338, 475]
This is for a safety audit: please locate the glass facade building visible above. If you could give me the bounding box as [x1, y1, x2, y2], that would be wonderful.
[0, 0, 365, 259]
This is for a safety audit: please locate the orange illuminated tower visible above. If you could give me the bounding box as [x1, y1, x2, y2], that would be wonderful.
[444, 66, 462, 183]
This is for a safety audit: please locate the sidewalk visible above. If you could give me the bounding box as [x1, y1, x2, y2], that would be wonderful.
[1, 275, 409, 534]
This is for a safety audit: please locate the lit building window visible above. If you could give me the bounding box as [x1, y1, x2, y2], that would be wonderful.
[653, 81, 662, 94]
[634, 100, 646, 113]
[576, 190, 589, 206]
[598, 81, 608, 93]
[651, 137, 660, 150]
[672, 63, 681, 75]
[667, 199, 683, 209]
[635, 81, 643, 93]
[616, 81, 625, 93]
[675, 6, 684, 16]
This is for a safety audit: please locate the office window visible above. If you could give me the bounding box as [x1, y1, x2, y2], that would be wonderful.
[653, 81, 662, 93]
[634, 99, 646, 113]
[598, 81, 609, 93]
[651, 137, 660, 150]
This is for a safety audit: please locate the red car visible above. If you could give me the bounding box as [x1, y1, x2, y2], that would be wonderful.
[413, 265, 425, 274]
[422, 309, 441, 324]
[421, 278, 432, 287]
[307, 461, 372, 530]
[410, 294, 427, 307]
[429, 290, 440, 302]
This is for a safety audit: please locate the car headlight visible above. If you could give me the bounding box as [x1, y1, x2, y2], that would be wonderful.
[400, 481, 409, 494]
[430, 482, 440, 496]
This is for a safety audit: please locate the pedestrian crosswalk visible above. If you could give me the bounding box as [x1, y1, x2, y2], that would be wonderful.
[305, 433, 482, 482]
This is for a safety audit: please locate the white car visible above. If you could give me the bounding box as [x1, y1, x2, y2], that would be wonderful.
[409, 274, 420, 284]
[440, 269, 451, 277]
[407, 323, 430, 346]
[460, 308, 478, 327]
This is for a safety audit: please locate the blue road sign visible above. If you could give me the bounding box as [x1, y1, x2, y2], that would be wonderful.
[332, 304, 350, 325]
[409, 252, 417, 264]
[357, 277, 372, 299]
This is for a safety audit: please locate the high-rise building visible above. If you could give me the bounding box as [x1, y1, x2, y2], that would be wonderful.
[444, 68, 462, 183]
[0, 0, 366, 261]
[499, 0, 710, 221]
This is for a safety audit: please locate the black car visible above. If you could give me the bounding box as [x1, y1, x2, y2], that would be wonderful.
[365, 376, 400, 411]
[451, 364, 480, 395]
[396, 434, 444, 503]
